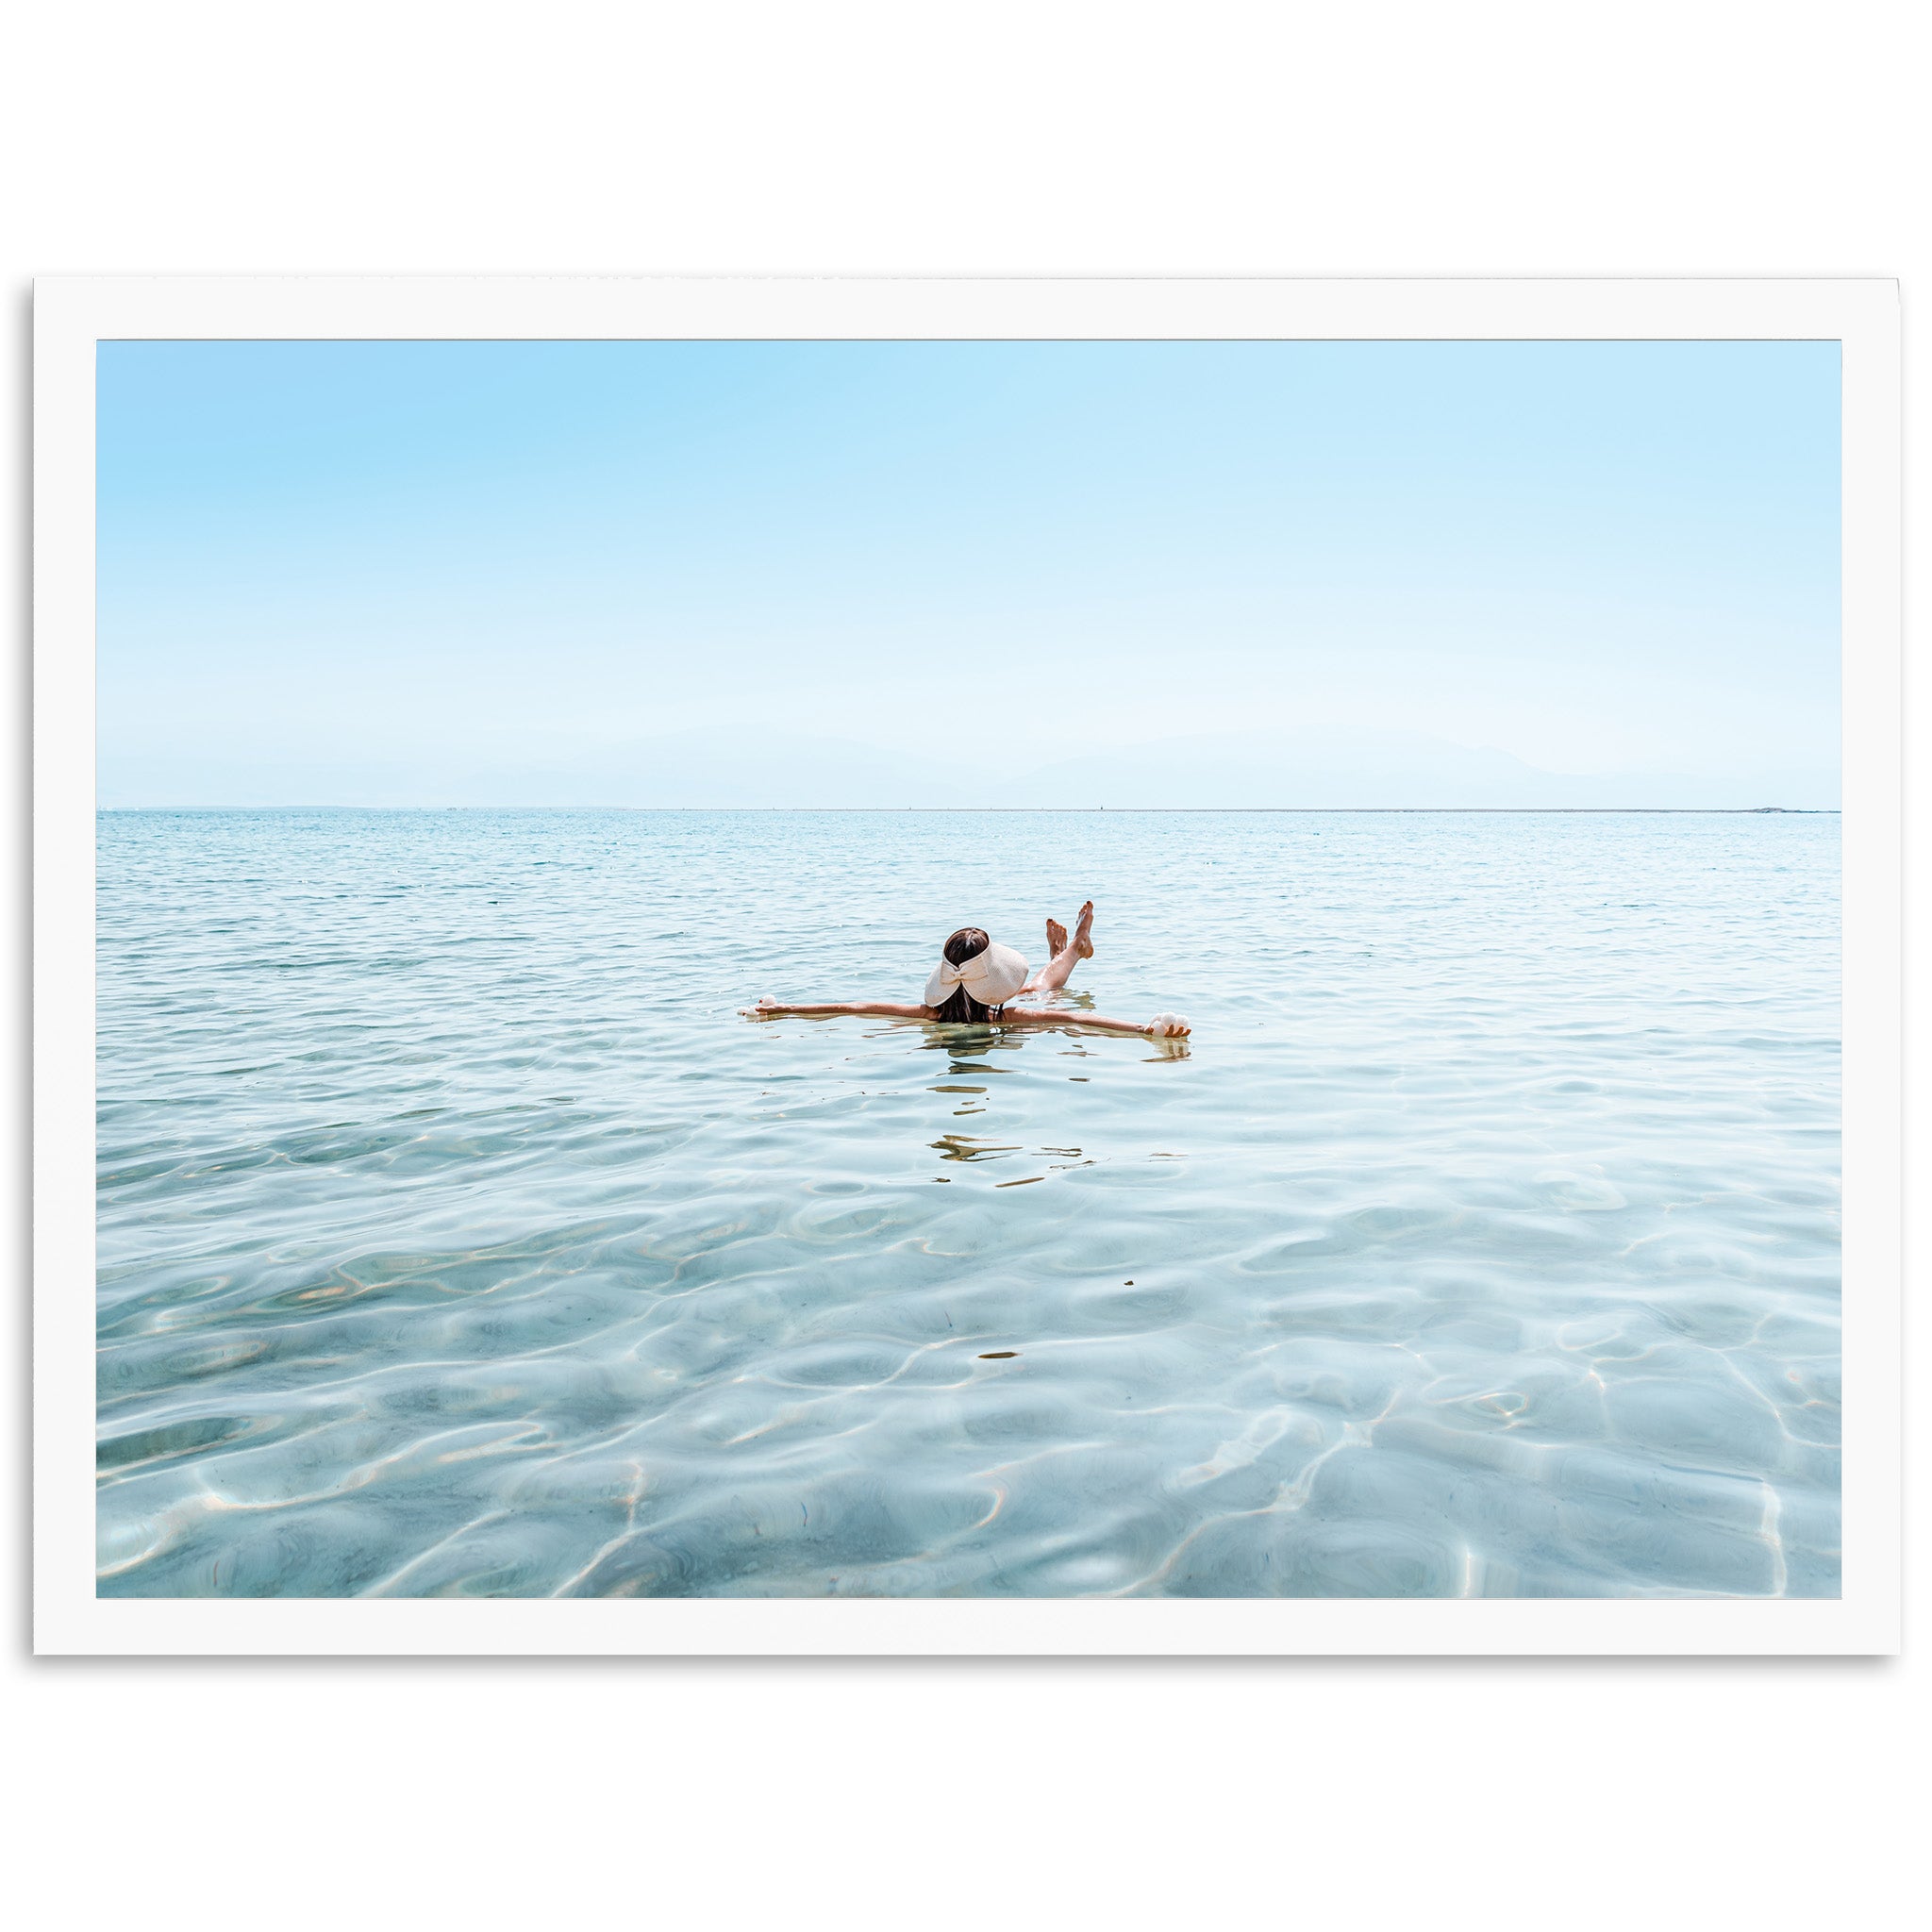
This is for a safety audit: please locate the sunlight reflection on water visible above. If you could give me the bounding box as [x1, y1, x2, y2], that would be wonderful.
[96, 808, 1840, 1598]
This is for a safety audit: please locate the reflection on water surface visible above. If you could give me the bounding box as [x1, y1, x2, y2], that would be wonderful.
[97, 808, 1840, 1598]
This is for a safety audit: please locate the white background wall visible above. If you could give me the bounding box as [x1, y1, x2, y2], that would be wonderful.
[4, 5, 1921, 1925]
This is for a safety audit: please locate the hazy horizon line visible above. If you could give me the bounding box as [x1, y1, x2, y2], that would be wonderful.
[97, 804, 1841, 816]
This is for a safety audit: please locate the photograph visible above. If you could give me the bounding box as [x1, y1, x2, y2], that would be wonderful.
[12, 10, 1923, 1922]
[87, 325, 1848, 1605]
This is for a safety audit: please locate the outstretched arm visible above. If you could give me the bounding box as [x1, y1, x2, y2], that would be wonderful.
[737, 992, 1189, 1037]
[741, 997, 932, 1020]
[996, 1008, 1190, 1038]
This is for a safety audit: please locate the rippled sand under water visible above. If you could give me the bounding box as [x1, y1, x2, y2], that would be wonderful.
[96, 809, 1840, 1598]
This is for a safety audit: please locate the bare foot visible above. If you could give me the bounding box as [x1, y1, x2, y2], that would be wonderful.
[1072, 900, 1094, 959]
[1046, 918, 1069, 957]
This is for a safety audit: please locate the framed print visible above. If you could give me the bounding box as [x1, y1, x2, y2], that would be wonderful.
[33, 276, 1901, 1654]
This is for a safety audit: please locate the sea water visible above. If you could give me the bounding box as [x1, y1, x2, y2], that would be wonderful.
[95, 809, 1840, 1598]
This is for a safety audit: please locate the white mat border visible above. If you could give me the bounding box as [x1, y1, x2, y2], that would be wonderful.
[35, 275, 1901, 1656]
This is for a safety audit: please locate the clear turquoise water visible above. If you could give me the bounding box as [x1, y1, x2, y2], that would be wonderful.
[96, 808, 1840, 1598]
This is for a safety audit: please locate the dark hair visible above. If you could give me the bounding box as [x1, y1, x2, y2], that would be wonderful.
[932, 926, 994, 1023]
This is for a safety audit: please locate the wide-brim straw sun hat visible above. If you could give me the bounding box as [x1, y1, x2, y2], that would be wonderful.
[924, 941, 1029, 1009]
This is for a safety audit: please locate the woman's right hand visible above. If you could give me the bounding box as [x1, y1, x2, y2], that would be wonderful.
[1146, 1012, 1191, 1038]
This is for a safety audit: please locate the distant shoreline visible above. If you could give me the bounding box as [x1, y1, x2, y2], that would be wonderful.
[97, 804, 1841, 815]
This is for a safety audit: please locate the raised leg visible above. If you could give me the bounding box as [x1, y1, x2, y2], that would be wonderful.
[1026, 901, 1095, 996]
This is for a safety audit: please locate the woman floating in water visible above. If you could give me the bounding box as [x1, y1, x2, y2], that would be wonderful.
[742, 901, 1191, 1038]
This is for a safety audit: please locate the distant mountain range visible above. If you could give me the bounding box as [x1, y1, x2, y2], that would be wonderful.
[1000, 731, 1836, 811]
[102, 727, 1840, 811]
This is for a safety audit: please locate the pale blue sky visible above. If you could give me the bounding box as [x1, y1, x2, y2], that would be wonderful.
[97, 339, 1840, 807]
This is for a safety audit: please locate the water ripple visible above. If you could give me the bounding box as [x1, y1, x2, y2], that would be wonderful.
[96, 808, 1840, 1597]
